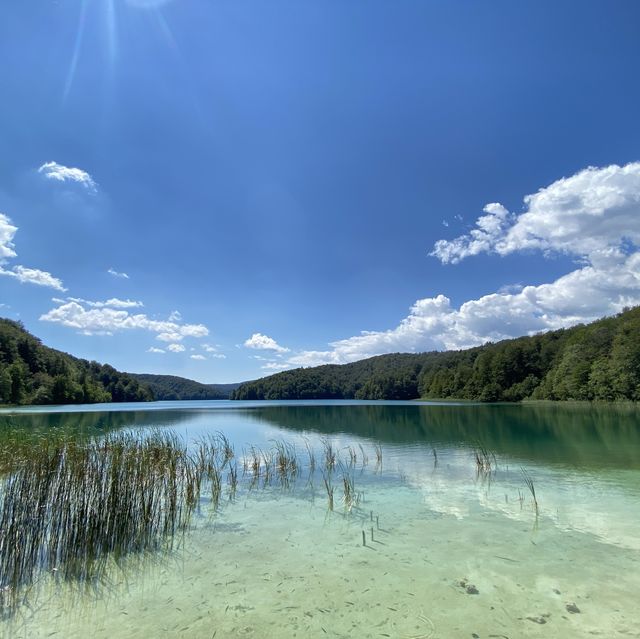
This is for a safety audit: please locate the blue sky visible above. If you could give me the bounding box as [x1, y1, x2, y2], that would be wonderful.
[1, 0, 640, 383]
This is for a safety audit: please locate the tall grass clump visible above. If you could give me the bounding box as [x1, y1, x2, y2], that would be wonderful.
[0, 431, 206, 617]
[474, 444, 495, 476]
[321, 438, 337, 471]
[521, 467, 539, 516]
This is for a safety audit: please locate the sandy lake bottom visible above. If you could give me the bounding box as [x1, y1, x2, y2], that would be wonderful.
[5, 463, 639, 639]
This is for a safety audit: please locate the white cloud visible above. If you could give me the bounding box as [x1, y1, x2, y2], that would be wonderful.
[179, 323, 209, 338]
[0, 213, 66, 291]
[190, 354, 206, 360]
[244, 332, 289, 353]
[40, 299, 209, 341]
[1, 265, 67, 291]
[167, 343, 185, 353]
[261, 362, 291, 371]
[147, 347, 165, 354]
[431, 162, 640, 264]
[202, 343, 217, 353]
[286, 163, 640, 368]
[67, 297, 143, 309]
[211, 353, 227, 359]
[108, 268, 130, 279]
[156, 332, 182, 342]
[38, 161, 97, 192]
[168, 310, 182, 321]
[0, 214, 17, 262]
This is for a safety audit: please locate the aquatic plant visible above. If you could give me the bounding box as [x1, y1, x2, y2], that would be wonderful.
[358, 443, 368, 467]
[273, 440, 299, 485]
[521, 468, 539, 515]
[474, 444, 495, 476]
[303, 438, 316, 472]
[321, 438, 337, 471]
[0, 431, 201, 617]
[322, 472, 334, 511]
[374, 443, 383, 468]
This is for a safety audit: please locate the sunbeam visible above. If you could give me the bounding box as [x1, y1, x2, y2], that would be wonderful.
[104, 0, 118, 68]
[63, 0, 89, 101]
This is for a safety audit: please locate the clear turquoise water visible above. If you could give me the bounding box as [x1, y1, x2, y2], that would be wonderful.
[0, 400, 638, 638]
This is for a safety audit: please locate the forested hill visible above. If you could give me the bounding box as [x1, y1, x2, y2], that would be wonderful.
[232, 307, 640, 402]
[0, 318, 153, 405]
[128, 374, 242, 401]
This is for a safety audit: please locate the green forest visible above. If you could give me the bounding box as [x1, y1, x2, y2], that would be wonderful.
[232, 306, 640, 402]
[128, 374, 240, 401]
[0, 318, 153, 405]
[3, 306, 640, 406]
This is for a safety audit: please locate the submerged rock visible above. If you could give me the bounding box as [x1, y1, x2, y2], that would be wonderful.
[566, 603, 581, 614]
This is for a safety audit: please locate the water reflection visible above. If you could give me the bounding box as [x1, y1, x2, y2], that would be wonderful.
[1, 401, 638, 470]
[248, 402, 640, 469]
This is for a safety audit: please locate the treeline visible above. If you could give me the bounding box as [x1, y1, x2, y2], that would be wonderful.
[0, 319, 153, 405]
[128, 374, 241, 401]
[232, 353, 431, 400]
[232, 307, 640, 402]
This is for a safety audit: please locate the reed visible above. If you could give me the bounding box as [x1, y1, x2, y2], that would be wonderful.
[374, 443, 383, 468]
[271, 440, 299, 489]
[0, 431, 199, 617]
[322, 473, 334, 511]
[474, 444, 495, 476]
[303, 438, 316, 473]
[321, 438, 337, 471]
[0, 429, 386, 617]
[217, 432, 235, 467]
[358, 443, 368, 467]
[227, 463, 238, 498]
[521, 468, 539, 515]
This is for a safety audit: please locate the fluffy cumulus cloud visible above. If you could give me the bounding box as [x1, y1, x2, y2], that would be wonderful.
[40, 299, 209, 342]
[147, 347, 165, 354]
[431, 162, 640, 264]
[38, 161, 97, 192]
[287, 163, 640, 367]
[244, 332, 289, 353]
[167, 343, 185, 353]
[0, 213, 66, 291]
[190, 354, 206, 360]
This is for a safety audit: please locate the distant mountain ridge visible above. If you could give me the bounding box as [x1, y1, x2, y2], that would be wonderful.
[128, 374, 242, 401]
[0, 318, 242, 406]
[232, 307, 640, 402]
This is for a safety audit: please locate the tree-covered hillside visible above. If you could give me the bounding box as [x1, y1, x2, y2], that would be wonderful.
[232, 353, 434, 400]
[232, 307, 640, 402]
[129, 374, 242, 401]
[0, 319, 153, 405]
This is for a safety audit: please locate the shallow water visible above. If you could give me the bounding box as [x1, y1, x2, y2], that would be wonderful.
[1, 400, 639, 638]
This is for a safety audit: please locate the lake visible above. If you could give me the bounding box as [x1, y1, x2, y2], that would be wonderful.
[0, 400, 638, 638]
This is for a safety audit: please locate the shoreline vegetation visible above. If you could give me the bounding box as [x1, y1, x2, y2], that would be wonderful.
[2, 306, 640, 406]
[0, 319, 239, 406]
[232, 306, 640, 403]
